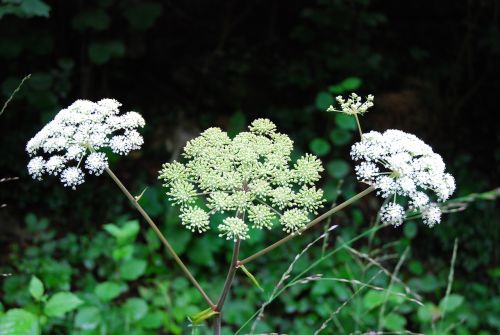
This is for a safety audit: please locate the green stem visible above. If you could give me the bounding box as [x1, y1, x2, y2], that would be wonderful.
[354, 114, 363, 139]
[213, 239, 241, 335]
[237, 186, 375, 266]
[105, 167, 216, 309]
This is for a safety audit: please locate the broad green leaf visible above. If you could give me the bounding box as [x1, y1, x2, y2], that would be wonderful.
[403, 221, 417, 239]
[315, 91, 334, 110]
[112, 245, 134, 261]
[383, 313, 406, 331]
[326, 160, 350, 179]
[120, 259, 147, 281]
[44, 292, 83, 317]
[88, 41, 125, 65]
[28, 276, 44, 301]
[94, 282, 122, 302]
[409, 260, 424, 275]
[340, 77, 362, 90]
[74, 306, 101, 330]
[123, 298, 148, 322]
[103, 221, 139, 246]
[0, 309, 39, 335]
[329, 128, 352, 146]
[139, 310, 163, 329]
[335, 114, 357, 130]
[439, 294, 464, 312]
[418, 303, 440, 322]
[363, 290, 385, 310]
[309, 138, 331, 156]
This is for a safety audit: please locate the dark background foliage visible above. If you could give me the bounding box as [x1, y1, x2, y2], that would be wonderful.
[0, 1, 499, 334]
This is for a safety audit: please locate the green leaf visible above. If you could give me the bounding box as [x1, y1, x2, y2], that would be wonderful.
[363, 290, 385, 310]
[439, 294, 464, 313]
[112, 245, 134, 261]
[340, 77, 362, 91]
[120, 259, 147, 281]
[123, 2, 163, 31]
[418, 303, 440, 322]
[88, 41, 125, 65]
[44, 292, 83, 318]
[103, 221, 140, 246]
[94, 282, 123, 302]
[19, 0, 50, 18]
[383, 313, 406, 331]
[74, 306, 101, 330]
[315, 91, 333, 110]
[329, 128, 352, 146]
[139, 310, 163, 329]
[335, 114, 357, 130]
[123, 298, 148, 322]
[309, 138, 331, 156]
[28, 276, 44, 301]
[239, 265, 263, 291]
[326, 160, 350, 179]
[403, 221, 417, 239]
[0, 309, 40, 335]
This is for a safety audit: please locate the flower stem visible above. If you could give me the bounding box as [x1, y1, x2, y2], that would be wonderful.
[354, 114, 363, 139]
[213, 238, 241, 335]
[105, 167, 216, 309]
[237, 186, 375, 266]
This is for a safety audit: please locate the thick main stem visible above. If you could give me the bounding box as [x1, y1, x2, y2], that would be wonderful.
[213, 239, 241, 335]
[105, 167, 216, 309]
[238, 186, 375, 266]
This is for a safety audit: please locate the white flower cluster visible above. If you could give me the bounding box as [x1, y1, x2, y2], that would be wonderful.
[159, 118, 326, 241]
[26, 99, 145, 189]
[351, 129, 455, 227]
[327, 93, 374, 115]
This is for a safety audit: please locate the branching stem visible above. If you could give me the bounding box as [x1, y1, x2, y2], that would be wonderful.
[105, 167, 216, 309]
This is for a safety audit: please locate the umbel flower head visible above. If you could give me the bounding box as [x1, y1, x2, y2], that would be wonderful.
[351, 129, 456, 227]
[26, 99, 145, 189]
[159, 119, 326, 241]
[327, 93, 374, 115]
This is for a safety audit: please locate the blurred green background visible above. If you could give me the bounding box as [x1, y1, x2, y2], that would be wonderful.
[0, 1, 499, 334]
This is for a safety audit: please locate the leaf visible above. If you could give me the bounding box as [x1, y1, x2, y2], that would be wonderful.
[326, 160, 350, 179]
[123, 2, 163, 31]
[88, 41, 125, 65]
[44, 292, 83, 318]
[383, 313, 407, 331]
[363, 290, 385, 310]
[123, 298, 148, 322]
[340, 77, 362, 91]
[139, 310, 164, 329]
[103, 221, 140, 246]
[329, 128, 352, 146]
[20, 0, 50, 18]
[28, 276, 44, 301]
[74, 306, 101, 330]
[418, 303, 440, 322]
[239, 265, 263, 291]
[315, 91, 333, 110]
[94, 282, 123, 302]
[439, 294, 464, 313]
[403, 221, 417, 239]
[120, 259, 147, 281]
[0, 309, 40, 335]
[309, 138, 331, 156]
[335, 114, 357, 130]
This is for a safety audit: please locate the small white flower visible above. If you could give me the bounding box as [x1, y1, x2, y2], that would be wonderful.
[380, 203, 405, 227]
[180, 207, 210, 233]
[218, 217, 249, 241]
[28, 157, 45, 180]
[248, 205, 275, 229]
[281, 208, 309, 234]
[60, 167, 85, 190]
[328, 93, 374, 115]
[422, 203, 441, 227]
[26, 99, 145, 189]
[85, 152, 108, 175]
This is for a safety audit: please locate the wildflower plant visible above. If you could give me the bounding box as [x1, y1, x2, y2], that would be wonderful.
[159, 118, 326, 240]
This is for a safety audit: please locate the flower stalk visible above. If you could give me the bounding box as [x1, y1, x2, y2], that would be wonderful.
[105, 167, 216, 309]
[237, 186, 375, 266]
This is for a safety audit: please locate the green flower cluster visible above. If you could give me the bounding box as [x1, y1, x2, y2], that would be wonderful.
[158, 119, 325, 241]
